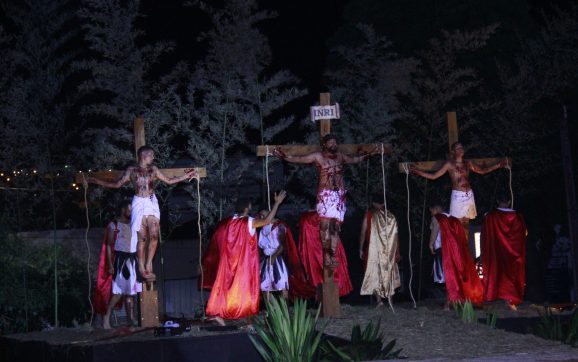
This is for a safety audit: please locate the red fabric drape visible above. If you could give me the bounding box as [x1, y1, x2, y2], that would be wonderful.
[481, 209, 527, 305]
[436, 214, 484, 305]
[298, 211, 352, 297]
[93, 222, 120, 315]
[206, 217, 260, 319]
[199, 217, 231, 290]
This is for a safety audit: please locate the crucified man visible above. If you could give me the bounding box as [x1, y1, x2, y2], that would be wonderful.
[410, 142, 509, 237]
[87, 145, 196, 281]
[274, 134, 377, 270]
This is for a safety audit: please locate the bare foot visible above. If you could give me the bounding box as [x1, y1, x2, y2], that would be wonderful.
[375, 301, 384, 309]
[506, 301, 518, 311]
[443, 301, 450, 311]
[208, 316, 226, 326]
[103, 317, 112, 330]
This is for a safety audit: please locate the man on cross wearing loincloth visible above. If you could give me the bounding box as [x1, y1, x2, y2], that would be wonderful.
[411, 142, 509, 239]
[274, 134, 377, 269]
[87, 145, 196, 281]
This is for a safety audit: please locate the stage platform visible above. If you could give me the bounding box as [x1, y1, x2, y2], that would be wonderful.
[1, 326, 265, 362]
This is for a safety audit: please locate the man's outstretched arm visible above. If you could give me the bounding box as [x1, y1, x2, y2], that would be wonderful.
[88, 168, 130, 189]
[273, 148, 319, 164]
[411, 162, 450, 180]
[469, 159, 509, 175]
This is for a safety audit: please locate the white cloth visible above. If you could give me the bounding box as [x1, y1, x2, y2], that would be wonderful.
[449, 189, 477, 219]
[112, 251, 142, 296]
[130, 194, 160, 247]
[258, 224, 289, 291]
[233, 215, 255, 236]
[316, 189, 346, 222]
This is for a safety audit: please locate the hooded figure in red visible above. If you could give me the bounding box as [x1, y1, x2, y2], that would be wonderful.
[481, 195, 527, 308]
[429, 205, 483, 307]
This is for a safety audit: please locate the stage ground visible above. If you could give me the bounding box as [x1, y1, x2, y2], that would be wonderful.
[2, 301, 578, 362]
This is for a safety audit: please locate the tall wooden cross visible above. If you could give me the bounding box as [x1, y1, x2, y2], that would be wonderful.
[398, 112, 510, 296]
[257, 93, 391, 317]
[77, 117, 206, 327]
[76, 117, 207, 183]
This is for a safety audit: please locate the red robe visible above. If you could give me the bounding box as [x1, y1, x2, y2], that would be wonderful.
[436, 214, 484, 305]
[93, 221, 119, 315]
[199, 217, 231, 290]
[298, 211, 353, 297]
[481, 209, 527, 305]
[362, 211, 372, 272]
[206, 217, 260, 319]
[277, 221, 317, 299]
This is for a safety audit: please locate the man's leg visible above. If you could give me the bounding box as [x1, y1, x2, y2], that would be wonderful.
[103, 294, 123, 329]
[144, 216, 160, 278]
[460, 218, 470, 242]
[125, 296, 135, 326]
[319, 219, 338, 269]
[137, 228, 148, 279]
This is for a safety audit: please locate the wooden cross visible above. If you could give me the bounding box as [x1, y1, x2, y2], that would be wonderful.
[76, 117, 206, 184]
[398, 112, 509, 176]
[257, 93, 392, 317]
[77, 117, 206, 327]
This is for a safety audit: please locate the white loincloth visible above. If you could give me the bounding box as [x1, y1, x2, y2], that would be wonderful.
[259, 224, 288, 292]
[130, 194, 160, 247]
[449, 189, 477, 219]
[316, 189, 347, 222]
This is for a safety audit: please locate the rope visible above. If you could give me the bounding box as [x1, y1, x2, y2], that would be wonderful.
[192, 173, 205, 318]
[379, 144, 395, 313]
[507, 158, 514, 209]
[266, 146, 271, 211]
[81, 174, 95, 326]
[402, 164, 417, 309]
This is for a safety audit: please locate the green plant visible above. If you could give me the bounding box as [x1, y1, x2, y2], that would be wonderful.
[452, 300, 477, 324]
[531, 309, 578, 347]
[249, 297, 325, 362]
[485, 311, 497, 328]
[320, 319, 404, 361]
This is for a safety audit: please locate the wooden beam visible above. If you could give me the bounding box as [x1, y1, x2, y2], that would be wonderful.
[256, 143, 392, 157]
[75, 167, 207, 184]
[447, 111, 458, 152]
[319, 93, 331, 138]
[134, 117, 146, 158]
[398, 157, 511, 173]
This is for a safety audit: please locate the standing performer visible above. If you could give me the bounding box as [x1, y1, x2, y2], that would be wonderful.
[429, 204, 483, 308]
[411, 142, 508, 238]
[94, 200, 132, 318]
[481, 193, 527, 309]
[206, 191, 286, 330]
[359, 193, 401, 307]
[101, 200, 141, 329]
[274, 134, 376, 269]
[257, 209, 289, 301]
[298, 210, 353, 296]
[87, 145, 196, 280]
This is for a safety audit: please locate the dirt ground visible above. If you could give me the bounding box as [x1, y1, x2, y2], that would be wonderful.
[320, 301, 578, 361]
[4, 300, 578, 361]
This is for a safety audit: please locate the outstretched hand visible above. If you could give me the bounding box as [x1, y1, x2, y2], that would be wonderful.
[273, 147, 287, 159]
[274, 190, 287, 204]
[500, 159, 511, 169]
[185, 168, 198, 180]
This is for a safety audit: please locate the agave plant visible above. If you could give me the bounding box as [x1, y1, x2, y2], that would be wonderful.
[249, 297, 325, 362]
[531, 309, 578, 347]
[452, 300, 477, 323]
[319, 319, 404, 361]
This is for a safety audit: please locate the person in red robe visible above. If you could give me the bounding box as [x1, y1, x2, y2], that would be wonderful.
[206, 191, 286, 330]
[199, 217, 231, 290]
[429, 204, 483, 308]
[94, 200, 138, 327]
[481, 194, 527, 309]
[298, 210, 353, 297]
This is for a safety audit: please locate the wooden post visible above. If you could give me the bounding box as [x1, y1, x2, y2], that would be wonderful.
[134, 117, 146, 158]
[447, 112, 458, 152]
[319, 93, 331, 138]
